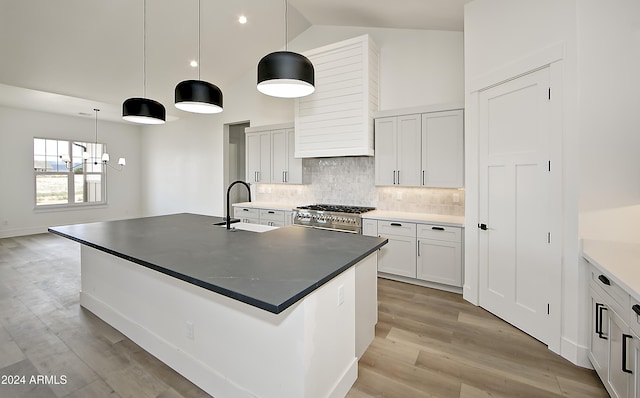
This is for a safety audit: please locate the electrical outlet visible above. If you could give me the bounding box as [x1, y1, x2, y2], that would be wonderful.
[186, 321, 194, 340]
[453, 193, 460, 203]
[396, 191, 403, 200]
[338, 285, 344, 306]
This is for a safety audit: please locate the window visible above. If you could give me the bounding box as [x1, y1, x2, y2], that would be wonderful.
[34, 138, 106, 207]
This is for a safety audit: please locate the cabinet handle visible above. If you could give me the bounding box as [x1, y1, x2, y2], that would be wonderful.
[417, 240, 420, 256]
[432, 226, 445, 231]
[285, 171, 288, 182]
[243, 208, 249, 211]
[633, 304, 640, 316]
[393, 170, 396, 185]
[397, 170, 400, 185]
[422, 170, 425, 186]
[598, 275, 611, 286]
[254, 171, 258, 182]
[268, 211, 275, 214]
[595, 303, 607, 340]
[282, 171, 286, 182]
[623, 334, 633, 374]
[390, 223, 402, 227]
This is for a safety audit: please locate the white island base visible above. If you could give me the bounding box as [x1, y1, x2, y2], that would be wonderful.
[79, 246, 378, 398]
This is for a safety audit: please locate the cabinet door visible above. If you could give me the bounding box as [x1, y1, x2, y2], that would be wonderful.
[258, 131, 271, 183]
[631, 331, 640, 398]
[416, 238, 462, 287]
[589, 289, 610, 380]
[421, 110, 464, 187]
[396, 114, 422, 187]
[246, 131, 271, 183]
[609, 308, 631, 398]
[246, 133, 261, 183]
[378, 234, 416, 278]
[271, 129, 287, 183]
[374, 117, 397, 186]
[285, 128, 303, 184]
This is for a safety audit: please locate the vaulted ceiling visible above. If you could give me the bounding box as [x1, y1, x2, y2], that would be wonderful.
[0, 0, 470, 122]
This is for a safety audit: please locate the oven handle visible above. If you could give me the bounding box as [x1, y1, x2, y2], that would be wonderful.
[291, 224, 359, 234]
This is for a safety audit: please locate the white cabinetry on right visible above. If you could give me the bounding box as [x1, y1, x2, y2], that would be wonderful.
[374, 107, 464, 188]
[587, 262, 640, 398]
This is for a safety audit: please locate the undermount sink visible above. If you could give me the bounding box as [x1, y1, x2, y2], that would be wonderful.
[213, 220, 278, 233]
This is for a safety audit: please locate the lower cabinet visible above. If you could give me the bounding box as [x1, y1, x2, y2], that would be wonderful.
[365, 218, 463, 290]
[377, 222, 417, 278]
[587, 262, 640, 398]
[234, 206, 293, 227]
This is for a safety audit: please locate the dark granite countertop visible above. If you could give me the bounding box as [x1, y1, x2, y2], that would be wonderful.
[48, 213, 387, 314]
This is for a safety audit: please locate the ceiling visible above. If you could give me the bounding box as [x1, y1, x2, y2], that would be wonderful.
[0, 0, 470, 123]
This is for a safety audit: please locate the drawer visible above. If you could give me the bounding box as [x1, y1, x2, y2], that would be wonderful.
[590, 265, 629, 316]
[234, 207, 259, 219]
[630, 298, 640, 338]
[260, 220, 285, 227]
[378, 220, 416, 237]
[416, 224, 461, 242]
[259, 209, 285, 222]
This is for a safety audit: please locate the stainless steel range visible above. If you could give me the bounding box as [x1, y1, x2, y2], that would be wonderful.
[293, 204, 375, 234]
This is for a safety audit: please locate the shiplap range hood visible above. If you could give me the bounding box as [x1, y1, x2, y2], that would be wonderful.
[294, 35, 379, 158]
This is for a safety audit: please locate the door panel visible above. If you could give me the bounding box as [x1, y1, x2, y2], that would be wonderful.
[479, 66, 554, 344]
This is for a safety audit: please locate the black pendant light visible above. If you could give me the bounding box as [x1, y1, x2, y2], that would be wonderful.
[257, 0, 315, 98]
[175, 0, 223, 113]
[122, 0, 166, 124]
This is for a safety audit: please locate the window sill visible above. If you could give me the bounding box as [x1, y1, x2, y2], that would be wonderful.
[33, 203, 108, 213]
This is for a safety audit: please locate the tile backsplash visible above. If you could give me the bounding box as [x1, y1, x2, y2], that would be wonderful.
[253, 156, 464, 216]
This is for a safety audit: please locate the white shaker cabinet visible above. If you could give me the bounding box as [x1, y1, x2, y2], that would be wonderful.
[246, 123, 305, 185]
[374, 105, 464, 188]
[271, 128, 303, 184]
[246, 130, 271, 184]
[377, 221, 417, 278]
[374, 114, 421, 186]
[421, 110, 464, 188]
[416, 224, 463, 287]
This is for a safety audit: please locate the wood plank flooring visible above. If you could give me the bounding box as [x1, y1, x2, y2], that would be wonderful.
[0, 233, 608, 398]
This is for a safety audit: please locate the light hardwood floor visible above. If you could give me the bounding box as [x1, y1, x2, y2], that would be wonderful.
[0, 233, 607, 398]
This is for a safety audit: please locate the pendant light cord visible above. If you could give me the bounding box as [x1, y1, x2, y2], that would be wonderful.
[198, 0, 201, 80]
[143, 0, 147, 97]
[284, 0, 288, 51]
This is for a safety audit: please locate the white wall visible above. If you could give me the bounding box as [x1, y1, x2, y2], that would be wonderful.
[577, 0, 640, 241]
[141, 26, 464, 217]
[0, 106, 142, 237]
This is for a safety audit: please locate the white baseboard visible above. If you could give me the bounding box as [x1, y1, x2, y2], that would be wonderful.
[560, 336, 592, 368]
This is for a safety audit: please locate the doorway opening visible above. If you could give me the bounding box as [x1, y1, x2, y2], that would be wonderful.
[223, 121, 250, 215]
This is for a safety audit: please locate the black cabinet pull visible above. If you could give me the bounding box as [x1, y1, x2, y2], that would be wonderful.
[432, 226, 445, 231]
[268, 211, 275, 214]
[633, 304, 640, 316]
[595, 303, 607, 340]
[478, 223, 488, 230]
[623, 334, 633, 374]
[390, 223, 402, 227]
[598, 275, 611, 286]
[243, 208, 249, 212]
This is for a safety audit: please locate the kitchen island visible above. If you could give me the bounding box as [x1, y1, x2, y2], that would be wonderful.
[49, 213, 387, 398]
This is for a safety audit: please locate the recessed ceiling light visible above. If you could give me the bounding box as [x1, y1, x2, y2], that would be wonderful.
[190, 60, 198, 67]
[239, 15, 247, 24]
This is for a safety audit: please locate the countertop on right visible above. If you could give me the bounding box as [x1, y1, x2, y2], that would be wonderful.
[362, 210, 464, 227]
[582, 239, 640, 302]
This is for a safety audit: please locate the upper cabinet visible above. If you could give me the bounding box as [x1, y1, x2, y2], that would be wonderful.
[294, 35, 379, 158]
[374, 115, 422, 186]
[422, 110, 464, 188]
[245, 123, 306, 185]
[374, 104, 464, 188]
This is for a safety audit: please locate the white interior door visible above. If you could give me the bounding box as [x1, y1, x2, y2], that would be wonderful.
[478, 66, 557, 344]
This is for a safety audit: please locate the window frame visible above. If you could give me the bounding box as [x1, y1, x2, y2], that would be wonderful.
[33, 137, 108, 209]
